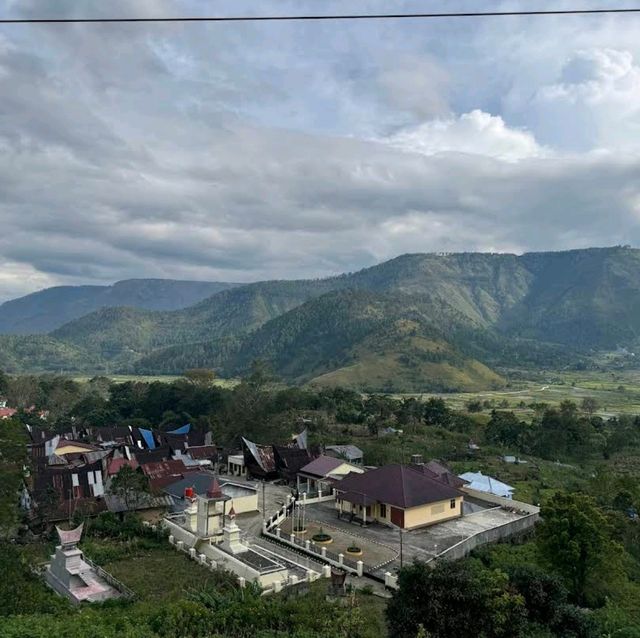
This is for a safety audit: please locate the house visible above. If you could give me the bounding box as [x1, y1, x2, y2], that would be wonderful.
[458, 471, 515, 499]
[226, 453, 246, 477]
[297, 455, 365, 495]
[106, 457, 139, 477]
[181, 445, 218, 468]
[163, 472, 258, 515]
[273, 445, 312, 484]
[140, 459, 197, 491]
[54, 440, 101, 457]
[412, 460, 468, 489]
[324, 445, 363, 466]
[241, 437, 277, 480]
[501, 455, 527, 464]
[334, 464, 464, 530]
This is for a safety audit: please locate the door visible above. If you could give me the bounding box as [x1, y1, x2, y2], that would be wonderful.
[390, 506, 404, 528]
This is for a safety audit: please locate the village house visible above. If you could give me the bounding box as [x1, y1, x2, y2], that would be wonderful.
[163, 472, 259, 515]
[458, 471, 515, 499]
[324, 444, 364, 465]
[297, 455, 365, 495]
[334, 464, 464, 529]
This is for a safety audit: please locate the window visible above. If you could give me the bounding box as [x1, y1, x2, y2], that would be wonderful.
[379, 503, 387, 518]
[450, 499, 456, 509]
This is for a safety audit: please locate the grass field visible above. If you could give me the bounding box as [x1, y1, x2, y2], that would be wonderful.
[103, 545, 225, 602]
[386, 368, 640, 417]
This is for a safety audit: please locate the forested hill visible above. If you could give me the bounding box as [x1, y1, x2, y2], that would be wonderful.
[0, 279, 238, 334]
[1, 246, 639, 390]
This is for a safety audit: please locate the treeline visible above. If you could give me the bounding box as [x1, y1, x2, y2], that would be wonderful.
[486, 402, 640, 461]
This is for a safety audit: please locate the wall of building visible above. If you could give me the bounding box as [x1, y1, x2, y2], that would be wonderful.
[335, 495, 463, 529]
[403, 496, 463, 529]
[228, 492, 258, 514]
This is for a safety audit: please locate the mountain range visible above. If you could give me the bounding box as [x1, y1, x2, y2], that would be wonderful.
[1, 246, 638, 391]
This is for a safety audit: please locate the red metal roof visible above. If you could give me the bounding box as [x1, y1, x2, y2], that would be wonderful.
[186, 445, 217, 460]
[107, 457, 139, 476]
[140, 459, 189, 480]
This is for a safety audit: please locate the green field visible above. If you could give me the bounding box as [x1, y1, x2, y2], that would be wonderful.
[384, 368, 640, 417]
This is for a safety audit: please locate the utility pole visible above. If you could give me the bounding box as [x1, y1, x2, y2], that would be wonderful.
[399, 527, 403, 568]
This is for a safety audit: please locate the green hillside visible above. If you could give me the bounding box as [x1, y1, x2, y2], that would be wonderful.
[0, 279, 237, 335]
[3, 247, 640, 389]
[135, 290, 503, 391]
[0, 335, 97, 373]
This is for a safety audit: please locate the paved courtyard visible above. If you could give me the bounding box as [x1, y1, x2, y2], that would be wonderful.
[305, 501, 530, 574]
[280, 515, 398, 571]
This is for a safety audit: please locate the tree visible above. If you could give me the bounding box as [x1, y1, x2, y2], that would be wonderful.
[423, 397, 451, 426]
[183, 368, 216, 387]
[486, 410, 525, 448]
[581, 397, 599, 417]
[466, 399, 483, 413]
[386, 560, 526, 638]
[108, 465, 150, 512]
[537, 492, 623, 606]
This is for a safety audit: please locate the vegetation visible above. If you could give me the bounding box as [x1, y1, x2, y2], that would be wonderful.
[2, 363, 640, 636]
[6, 247, 640, 390]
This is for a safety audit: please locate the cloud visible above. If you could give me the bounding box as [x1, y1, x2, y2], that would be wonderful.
[1, 0, 640, 302]
[383, 110, 547, 161]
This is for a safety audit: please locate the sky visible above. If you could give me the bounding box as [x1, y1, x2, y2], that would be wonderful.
[1, 0, 640, 301]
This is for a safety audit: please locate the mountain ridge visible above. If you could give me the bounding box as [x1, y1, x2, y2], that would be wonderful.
[0, 246, 637, 390]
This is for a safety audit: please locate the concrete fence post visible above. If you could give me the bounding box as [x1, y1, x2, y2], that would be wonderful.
[209, 559, 217, 570]
[289, 575, 298, 586]
[338, 553, 344, 566]
[276, 527, 281, 539]
[176, 540, 184, 551]
[305, 540, 311, 550]
[290, 534, 296, 543]
[356, 560, 364, 577]
[274, 580, 282, 593]
[189, 548, 197, 560]
[238, 577, 246, 588]
[318, 489, 323, 499]
[321, 547, 327, 558]
[199, 554, 207, 565]
[168, 534, 175, 545]
[322, 565, 331, 578]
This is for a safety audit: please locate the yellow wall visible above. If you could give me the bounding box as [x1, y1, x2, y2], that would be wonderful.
[327, 462, 364, 479]
[335, 495, 463, 529]
[228, 493, 258, 515]
[403, 496, 463, 529]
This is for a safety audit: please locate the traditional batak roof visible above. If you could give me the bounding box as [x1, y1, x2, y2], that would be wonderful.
[242, 437, 276, 474]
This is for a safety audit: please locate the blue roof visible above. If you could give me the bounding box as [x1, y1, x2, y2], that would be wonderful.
[139, 428, 156, 450]
[168, 424, 191, 435]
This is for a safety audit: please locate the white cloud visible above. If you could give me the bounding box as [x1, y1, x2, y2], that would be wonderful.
[2, 0, 640, 302]
[384, 110, 547, 161]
